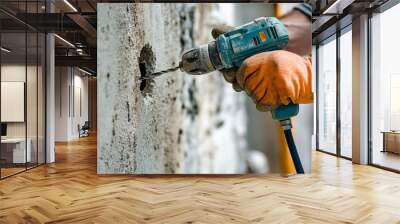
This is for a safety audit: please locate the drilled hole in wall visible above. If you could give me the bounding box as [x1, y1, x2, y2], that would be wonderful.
[138, 44, 156, 96]
[139, 63, 147, 91]
[140, 80, 147, 91]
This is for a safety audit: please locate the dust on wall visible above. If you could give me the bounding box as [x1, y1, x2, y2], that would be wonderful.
[97, 3, 247, 174]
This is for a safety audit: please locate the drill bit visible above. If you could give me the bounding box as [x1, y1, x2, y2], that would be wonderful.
[140, 65, 181, 80]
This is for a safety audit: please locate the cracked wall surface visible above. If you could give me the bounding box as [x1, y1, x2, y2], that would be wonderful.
[97, 3, 247, 174]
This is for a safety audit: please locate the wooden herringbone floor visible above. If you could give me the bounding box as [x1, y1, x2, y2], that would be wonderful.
[1, 135, 400, 224]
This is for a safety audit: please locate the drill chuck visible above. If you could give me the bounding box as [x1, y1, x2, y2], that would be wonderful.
[179, 41, 223, 75]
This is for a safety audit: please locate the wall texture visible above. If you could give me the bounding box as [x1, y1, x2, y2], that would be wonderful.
[97, 3, 248, 174]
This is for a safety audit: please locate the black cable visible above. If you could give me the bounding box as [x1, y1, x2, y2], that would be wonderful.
[283, 129, 304, 174]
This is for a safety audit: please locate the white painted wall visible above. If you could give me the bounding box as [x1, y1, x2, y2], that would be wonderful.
[55, 67, 89, 141]
[55, 67, 68, 141]
[71, 71, 89, 139]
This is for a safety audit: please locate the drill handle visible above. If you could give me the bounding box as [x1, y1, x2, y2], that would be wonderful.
[271, 103, 299, 121]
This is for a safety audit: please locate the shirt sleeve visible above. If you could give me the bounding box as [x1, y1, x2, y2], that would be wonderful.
[294, 3, 312, 18]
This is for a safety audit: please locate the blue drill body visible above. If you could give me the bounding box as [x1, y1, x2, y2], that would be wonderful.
[215, 17, 289, 69]
[215, 17, 298, 121]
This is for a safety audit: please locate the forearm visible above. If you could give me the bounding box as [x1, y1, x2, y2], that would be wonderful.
[279, 9, 312, 56]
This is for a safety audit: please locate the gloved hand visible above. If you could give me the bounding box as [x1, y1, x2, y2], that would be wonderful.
[211, 25, 243, 92]
[236, 50, 313, 111]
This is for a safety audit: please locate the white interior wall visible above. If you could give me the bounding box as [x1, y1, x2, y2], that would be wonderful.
[55, 67, 89, 141]
[55, 66, 68, 141]
[71, 73, 89, 138]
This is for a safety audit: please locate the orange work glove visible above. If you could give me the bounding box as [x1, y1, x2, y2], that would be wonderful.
[236, 50, 313, 111]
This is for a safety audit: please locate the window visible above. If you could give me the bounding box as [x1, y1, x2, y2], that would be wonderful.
[339, 28, 352, 158]
[317, 36, 337, 154]
[370, 3, 400, 171]
[0, 1, 47, 179]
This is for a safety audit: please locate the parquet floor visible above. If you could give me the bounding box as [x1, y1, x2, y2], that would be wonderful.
[1, 135, 400, 223]
[1, 167, 26, 178]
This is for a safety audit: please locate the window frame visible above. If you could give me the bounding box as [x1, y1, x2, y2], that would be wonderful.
[315, 23, 352, 160]
[0, 0, 48, 180]
[315, 0, 400, 173]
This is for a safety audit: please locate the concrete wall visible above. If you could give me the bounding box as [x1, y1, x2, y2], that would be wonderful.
[97, 3, 248, 174]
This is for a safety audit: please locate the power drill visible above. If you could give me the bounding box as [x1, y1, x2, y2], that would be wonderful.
[145, 17, 304, 173]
